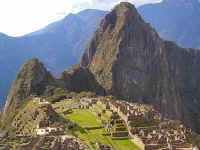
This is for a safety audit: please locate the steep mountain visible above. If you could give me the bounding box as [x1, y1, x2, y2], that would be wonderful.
[1, 57, 105, 129]
[0, 34, 28, 110]
[1, 58, 54, 129]
[0, 9, 108, 108]
[79, 2, 200, 133]
[138, 0, 200, 49]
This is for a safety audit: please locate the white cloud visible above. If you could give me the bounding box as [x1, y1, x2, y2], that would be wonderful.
[0, 0, 162, 37]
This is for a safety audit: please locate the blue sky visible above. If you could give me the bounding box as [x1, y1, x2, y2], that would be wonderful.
[0, 0, 162, 37]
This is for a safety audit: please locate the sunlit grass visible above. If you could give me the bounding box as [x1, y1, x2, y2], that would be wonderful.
[65, 109, 141, 150]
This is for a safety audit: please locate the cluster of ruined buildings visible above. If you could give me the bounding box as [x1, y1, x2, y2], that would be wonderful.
[0, 133, 88, 150]
[1, 96, 200, 150]
[79, 97, 200, 150]
[0, 97, 88, 150]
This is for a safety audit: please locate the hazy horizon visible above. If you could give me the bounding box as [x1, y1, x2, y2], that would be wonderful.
[0, 0, 162, 37]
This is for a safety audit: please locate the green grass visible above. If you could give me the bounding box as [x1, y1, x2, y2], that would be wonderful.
[93, 104, 105, 110]
[101, 113, 111, 120]
[65, 109, 141, 150]
[89, 106, 100, 114]
[113, 139, 141, 150]
[66, 109, 102, 127]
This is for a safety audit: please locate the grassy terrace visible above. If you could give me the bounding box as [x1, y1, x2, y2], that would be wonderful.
[64, 109, 141, 150]
[89, 106, 101, 114]
[93, 104, 105, 110]
[52, 99, 74, 113]
[66, 109, 102, 127]
[101, 112, 110, 120]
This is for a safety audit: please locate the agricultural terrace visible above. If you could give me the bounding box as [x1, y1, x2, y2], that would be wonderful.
[53, 99, 141, 150]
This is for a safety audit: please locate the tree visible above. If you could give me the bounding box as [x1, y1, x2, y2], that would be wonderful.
[67, 122, 76, 133]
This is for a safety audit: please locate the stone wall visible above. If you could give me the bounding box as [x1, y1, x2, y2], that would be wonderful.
[144, 144, 165, 150]
[114, 120, 123, 124]
[132, 135, 145, 150]
[36, 137, 59, 150]
[48, 130, 64, 136]
[21, 137, 40, 150]
[12, 135, 32, 140]
[114, 127, 126, 131]
[0, 144, 10, 150]
[111, 132, 128, 137]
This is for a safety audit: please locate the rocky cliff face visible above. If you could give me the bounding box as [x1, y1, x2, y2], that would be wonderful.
[1, 58, 54, 127]
[80, 2, 200, 133]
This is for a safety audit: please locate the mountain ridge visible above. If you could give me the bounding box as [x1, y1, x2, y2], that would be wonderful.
[1, 57, 54, 128]
[0, 9, 108, 108]
[138, 0, 200, 49]
[2, 1, 200, 135]
[79, 2, 200, 133]
[1, 57, 105, 129]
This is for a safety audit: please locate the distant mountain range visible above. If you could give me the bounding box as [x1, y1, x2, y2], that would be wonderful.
[138, 0, 200, 49]
[2, 1, 200, 136]
[0, 9, 108, 108]
[1, 0, 200, 110]
[3, 1, 200, 136]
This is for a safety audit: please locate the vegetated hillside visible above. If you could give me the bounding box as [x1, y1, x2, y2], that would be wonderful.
[0, 58, 55, 129]
[1, 57, 105, 130]
[58, 67, 105, 95]
[0, 9, 108, 108]
[79, 2, 200, 134]
[11, 101, 62, 135]
[138, 0, 200, 49]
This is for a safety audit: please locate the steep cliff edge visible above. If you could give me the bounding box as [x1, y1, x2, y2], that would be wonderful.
[79, 2, 200, 133]
[1, 58, 54, 129]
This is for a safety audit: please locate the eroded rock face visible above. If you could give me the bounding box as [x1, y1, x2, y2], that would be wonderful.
[79, 2, 200, 133]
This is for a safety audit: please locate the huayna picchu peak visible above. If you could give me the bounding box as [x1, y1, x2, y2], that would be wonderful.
[1, 58, 55, 128]
[1, 58, 105, 130]
[79, 2, 200, 134]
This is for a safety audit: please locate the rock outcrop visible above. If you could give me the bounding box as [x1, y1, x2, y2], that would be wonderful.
[79, 2, 200, 133]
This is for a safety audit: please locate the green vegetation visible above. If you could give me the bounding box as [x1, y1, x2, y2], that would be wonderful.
[58, 67, 105, 96]
[63, 109, 141, 150]
[93, 104, 104, 110]
[74, 91, 97, 99]
[66, 109, 101, 127]
[45, 87, 67, 103]
[101, 113, 111, 120]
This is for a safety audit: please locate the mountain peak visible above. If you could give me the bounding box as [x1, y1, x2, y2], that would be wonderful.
[1, 57, 54, 128]
[112, 2, 138, 17]
[114, 2, 135, 9]
[79, 2, 200, 134]
[79, 2, 146, 67]
[80, 2, 161, 90]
